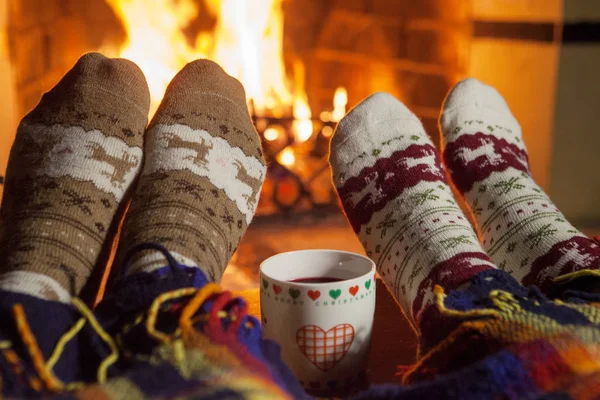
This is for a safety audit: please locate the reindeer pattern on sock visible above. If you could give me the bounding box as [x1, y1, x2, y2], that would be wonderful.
[86, 142, 140, 188]
[14, 123, 143, 200]
[161, 131, 213, 167]
[146, 124, 265, 222]
[233, 159, 262, 213]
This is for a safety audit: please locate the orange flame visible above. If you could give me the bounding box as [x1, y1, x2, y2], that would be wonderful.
[103, 0, 209, 113]
[332, 86, 348, 122]
[320, 86, 348, 123]
[206, 0, 293, 116]
[104, 0, 305, 118]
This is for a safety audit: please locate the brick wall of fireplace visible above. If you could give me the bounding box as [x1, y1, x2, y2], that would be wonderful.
[6, 0, 123, 117]
[286, 0, 471, 145]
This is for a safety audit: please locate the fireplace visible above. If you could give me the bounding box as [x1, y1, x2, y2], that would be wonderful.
[4, 0, 560, 291]
[3, 0, 469, 214]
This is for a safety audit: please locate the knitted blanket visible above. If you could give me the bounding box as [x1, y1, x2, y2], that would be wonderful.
[0, 247, 598, 399]
[358, 269, 600, 399]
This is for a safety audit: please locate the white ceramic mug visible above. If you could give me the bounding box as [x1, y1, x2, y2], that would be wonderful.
[260, 249, 376, 392]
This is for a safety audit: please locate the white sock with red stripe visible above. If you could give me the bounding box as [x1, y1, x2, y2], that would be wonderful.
[329, 92, 495, 324]
[440, 78, 600, 291]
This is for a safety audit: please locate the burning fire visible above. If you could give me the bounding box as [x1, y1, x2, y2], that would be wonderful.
[104, 0, 309, 120]
[103, 0, 207, 112]
[320, 87, 348, 123]
[208, 0, 294, 117]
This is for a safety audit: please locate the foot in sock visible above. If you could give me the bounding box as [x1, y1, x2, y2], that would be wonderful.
[116, 60, 265, 281]
[0, 53, 150, 302]
[440, 78, 600, 291]
[329, 92, 495, 324]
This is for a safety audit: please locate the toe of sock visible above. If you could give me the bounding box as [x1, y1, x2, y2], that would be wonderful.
[53, 52, 151, 112]
[329, 92, 431, 187]
[442, 78, 512, 115]
[440, 78, 521, 144]
[164, 59, 248, 108]
[331, 92, 423, 151]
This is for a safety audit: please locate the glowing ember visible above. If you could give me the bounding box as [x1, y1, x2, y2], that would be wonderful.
[321, 125, 334, 138]
[292, 95, 313, 143]
[263, 127, 280, 141]
[319, 111, 330, 122]
[278, 147, 296, 166]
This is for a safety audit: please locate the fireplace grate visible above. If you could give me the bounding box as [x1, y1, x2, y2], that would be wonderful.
[254, 116, 340, 217]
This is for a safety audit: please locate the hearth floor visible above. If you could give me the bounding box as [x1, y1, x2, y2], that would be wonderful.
[221, 212, 364, 291]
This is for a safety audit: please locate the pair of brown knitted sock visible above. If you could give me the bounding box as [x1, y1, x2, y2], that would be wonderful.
[0, 53, 265, 302]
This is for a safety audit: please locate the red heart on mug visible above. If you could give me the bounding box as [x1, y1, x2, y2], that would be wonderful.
[307, 290, 321, 301]
[349, 285, 359, 296]
[296, 324, 355, 371]
[273, 284, 282, 295]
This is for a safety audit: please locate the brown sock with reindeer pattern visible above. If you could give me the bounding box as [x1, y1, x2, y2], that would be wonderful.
[0, 53, 150, 302]
[116, 60, 266, 281]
